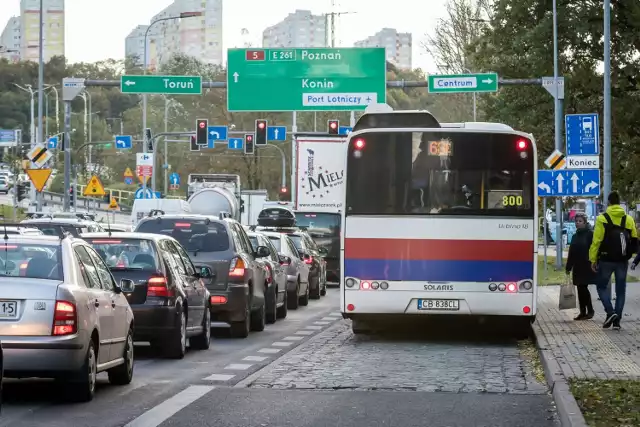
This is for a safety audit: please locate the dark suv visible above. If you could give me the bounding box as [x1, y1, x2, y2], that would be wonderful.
[82, 232, 211, 359]
[284, 229, 328, 299]
[135, 215, 269, 338]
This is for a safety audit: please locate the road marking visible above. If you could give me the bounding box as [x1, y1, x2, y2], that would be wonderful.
[320, 317, 337, 321]
[202, 374, 235, 381]
[330, 312, 341, 316]
[123, 385, 214, 427]
[243, 356, 268, 362]
[295, 330, 314, 336]
[258, 348, 281, 354]
[283, 336, 304, 341]
[225, 363, 253, 370]
[304, 325, 323, 330]
[272, 341, 294, 347]
[314, 321, 330, 325]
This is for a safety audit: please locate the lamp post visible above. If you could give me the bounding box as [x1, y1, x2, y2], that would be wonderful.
[142, 11, 203, 155]
[80, 91, 93, 166]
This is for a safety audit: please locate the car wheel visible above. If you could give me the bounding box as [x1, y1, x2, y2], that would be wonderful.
[310, 276, 321, 300]
[108, 328, 134, 385]
[230, 300, 250, 338]
[266, 284, 277, 324]
[276, 288, 288, 319]
[164, 310, 186, 359]
[320, 282, 327, 297]
[250, 299, 266, 332]
[287, 280, 300, 310]
[190, 307, 211, 350]
[69, 339, 97, 402]
[299, 280, 310, 306]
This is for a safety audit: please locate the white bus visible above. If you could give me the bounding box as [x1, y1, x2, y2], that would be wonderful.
[340, 106, 538, 336]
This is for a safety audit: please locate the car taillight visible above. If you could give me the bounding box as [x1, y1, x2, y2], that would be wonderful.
[147, 276, 174, 297]
[19, 261, 28, 276]
[280, 259, 290, 266]
[52, 300, 77, 336]
[229, 257, 246, 277]
[304, 256, 313, 265]
[264, 265, 272, 283]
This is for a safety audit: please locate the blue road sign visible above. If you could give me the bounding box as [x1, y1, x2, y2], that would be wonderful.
[134, 188, 153, 199]
[47, 136, 58, 149]
[537, 169, 600, 197]
[267, 126, 287, 141]
[169, 173, 180, 185]
[565, 113, 599, 156]
[115, 135, 132, 149]
[338, 126, 352, 135]
[208, 126, 228, 142]
[124, 177, 133, 185]
[0, 130, 16, 143]
[153, 191, 161, 199]
[228, 138, 244, 150]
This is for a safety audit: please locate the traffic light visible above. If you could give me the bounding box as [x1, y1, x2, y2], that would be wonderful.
[244, 133, 255, 155]
[255, 120, 267, 146]
[279, 186, 289, 201]
[145, 128, 153, 151]
[190, 135, 200, 152]
[16, 183, 28, 201]
[68, 186, 74, 204]
[196, 119, 208, 145]
[328, 120, 339, 135]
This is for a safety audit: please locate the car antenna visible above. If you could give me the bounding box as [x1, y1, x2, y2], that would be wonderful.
[1, 215, 7, 276]
[106, 211, 112, 237]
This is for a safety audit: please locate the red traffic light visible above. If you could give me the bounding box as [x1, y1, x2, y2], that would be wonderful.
[258, 121, 266, 129]
[280, 187, 288, 193]
[330, 122, 337, 129]
[246, 135, 253, 141]
[199, 122, 206, 128]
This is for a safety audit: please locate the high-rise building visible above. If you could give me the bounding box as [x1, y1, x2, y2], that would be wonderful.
[262, 10, 327, 48]
[355, 28, 412, 70]
[19, 0, 65, 62]
[0, 17, 21, 62]
[125, 0, 223, 70]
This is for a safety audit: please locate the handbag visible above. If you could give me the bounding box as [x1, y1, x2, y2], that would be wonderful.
[558, 275, 577, 310]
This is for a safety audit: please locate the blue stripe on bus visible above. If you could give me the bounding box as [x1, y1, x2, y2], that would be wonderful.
[344, 259, 534, 282]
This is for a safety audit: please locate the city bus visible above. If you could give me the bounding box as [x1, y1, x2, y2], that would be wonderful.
[340, 105, 538, 336]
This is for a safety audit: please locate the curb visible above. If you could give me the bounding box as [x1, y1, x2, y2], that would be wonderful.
[532, 322, 589, 427]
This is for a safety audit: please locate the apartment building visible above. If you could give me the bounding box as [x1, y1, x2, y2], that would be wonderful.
[262, 10, 327, 48]
[124, 25, 149, 66]
[0, 16, 21, 62]
[355, 28, 412, 69]
[19, 0, 65, 62]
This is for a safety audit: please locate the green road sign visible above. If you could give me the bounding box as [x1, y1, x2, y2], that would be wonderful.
[226, 48, 386, 112]
[427, 73, 499, 94]
[120, 75, 202, 95]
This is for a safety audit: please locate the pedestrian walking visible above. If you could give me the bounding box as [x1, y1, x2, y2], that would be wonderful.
[589, 191, 638, 330]
[566, 213, 595, 320]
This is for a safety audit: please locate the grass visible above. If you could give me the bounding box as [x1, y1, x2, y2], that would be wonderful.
[538, 255, 635, 286]
[0, 204, 26, 221]
[570, 379, 640, 427]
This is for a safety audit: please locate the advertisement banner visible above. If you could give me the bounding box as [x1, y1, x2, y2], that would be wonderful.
[295, 137, 347, 212]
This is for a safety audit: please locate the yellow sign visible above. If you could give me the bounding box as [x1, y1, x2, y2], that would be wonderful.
[26, 168, 52, 192]
[84, 175, 106, 196]
[124, 167, 134, 177]
[138, 175, 150, 185]
[108, 198, 119, 210]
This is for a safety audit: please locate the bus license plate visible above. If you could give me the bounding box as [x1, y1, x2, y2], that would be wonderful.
[418, 299, 459, 311]
[0, 300, 18, 318]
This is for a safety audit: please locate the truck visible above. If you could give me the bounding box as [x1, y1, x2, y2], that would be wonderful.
[187, 174, 242, 221]
[241, 189, 269, 226]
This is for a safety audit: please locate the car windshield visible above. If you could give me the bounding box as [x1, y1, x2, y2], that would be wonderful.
[136, 219, 230, 252]
[84, 238, 160, 270]
[294, 213, 341, 237]
[267, 236, 281, 251]
[0, 242, 62, 280]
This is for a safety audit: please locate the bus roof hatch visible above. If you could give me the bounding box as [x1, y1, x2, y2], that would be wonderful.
[439, 122, 515, 131]
[352, 109, 441, 132]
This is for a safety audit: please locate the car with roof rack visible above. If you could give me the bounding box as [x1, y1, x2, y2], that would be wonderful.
[0, 234, 135, 402]
[20, 217, 104, 237]
[133, 213, 269, 338]
[0, 223, 44, 236]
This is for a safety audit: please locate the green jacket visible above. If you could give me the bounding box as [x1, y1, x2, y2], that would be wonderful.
[589, 205, 638, 262]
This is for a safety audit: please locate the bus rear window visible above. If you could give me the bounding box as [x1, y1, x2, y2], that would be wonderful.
[346, 131, 534, 217]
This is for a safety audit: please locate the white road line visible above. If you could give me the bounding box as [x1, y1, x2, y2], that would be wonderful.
[294, 330, 314, 336]
[314, 321, 330, 325]
[225, 363, 253, 370]
[243, 355, 268, 362]
[258, 348, 282, 354]
[304, 325, 323, 330]
[320, 317, 337, 321]
[272, 341, 294, 347]
[330, 312, 341, 316]
[283, 336, 304, 341]
[202, 374, 235, 381]
[123, 385, 214, 427]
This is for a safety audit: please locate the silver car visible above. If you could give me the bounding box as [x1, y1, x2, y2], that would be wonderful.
[0, 178, 9, 194]
[0, 235, 135, 402]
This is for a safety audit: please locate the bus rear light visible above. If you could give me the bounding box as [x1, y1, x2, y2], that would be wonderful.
[371, 281, 380, 289]
[498, 283, 506, 291]
[516, 140, 527, 150]
[354, 139, 365, 150]
[523, 306, 531, 314]
[506, 283, 517, 293]
[488, 283, 497, 291]
[345, 278, 357, 288]
[360, 281, 371, 290]
[520, 280, 533, 291]
[380, 281, 389, 290]
[347, 304, 355, 311]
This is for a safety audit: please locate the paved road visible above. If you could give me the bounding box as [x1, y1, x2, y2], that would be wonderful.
[2, 288, 560, 427]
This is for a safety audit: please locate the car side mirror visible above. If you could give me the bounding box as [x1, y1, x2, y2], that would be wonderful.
[279, 254, 291, 265]
[255, 245, 270, 258]
[197, 266, 214, 279]
[119, 278, 135, 293]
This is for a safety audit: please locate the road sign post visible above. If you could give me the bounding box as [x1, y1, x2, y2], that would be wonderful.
[120, 75, 203, 95]
[227, 48, 386, 111]
[427, 73, 499, 94]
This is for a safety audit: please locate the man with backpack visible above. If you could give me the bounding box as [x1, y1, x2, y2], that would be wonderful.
[589, 191, 638, 330]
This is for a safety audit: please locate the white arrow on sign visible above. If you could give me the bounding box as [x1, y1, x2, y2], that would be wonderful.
[274, 129, 279, 139]
[124, 80, 135, 86]
[585, 181, 598, 192]
[233, 72, 239, 83]
[482, 78, 493, 84]
[556, 173, 564, 193]
[116, 139, 126, 147]
[210, 131, 219, 138]
[538, 182, 551, 193]
[570, 173, 579, 193]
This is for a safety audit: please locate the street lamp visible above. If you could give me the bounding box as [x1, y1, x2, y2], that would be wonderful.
[142, 11, 203, 154]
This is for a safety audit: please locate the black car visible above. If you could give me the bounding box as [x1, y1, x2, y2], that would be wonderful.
[134, 215, 269, 339]
[82, 232, 211, 359]
[294, 211, 341, 284]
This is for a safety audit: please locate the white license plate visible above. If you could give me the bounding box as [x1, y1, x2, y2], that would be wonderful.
[0, 300, 18, 318]
[418, 299, 459, 311]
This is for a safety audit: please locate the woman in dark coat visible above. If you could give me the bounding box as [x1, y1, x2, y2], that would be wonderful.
[566, 213, 595, 320]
